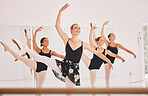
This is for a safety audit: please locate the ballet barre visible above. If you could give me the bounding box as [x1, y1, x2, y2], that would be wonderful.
[0, 88, 148, 94]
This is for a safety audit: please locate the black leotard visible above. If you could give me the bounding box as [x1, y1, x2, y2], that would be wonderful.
[105, 44, 118, 64]
[36, 50, 51, 72]
[89, 48, 106, 70]
[65, 39, 83, 63]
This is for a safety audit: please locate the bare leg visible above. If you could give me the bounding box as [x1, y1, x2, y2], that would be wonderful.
[105, 64, 111, 96]
[1, 42, 37, 70]
[90, 70, 97, 96]
[82, 53, 90, 68]
[65, 76, 75, 96]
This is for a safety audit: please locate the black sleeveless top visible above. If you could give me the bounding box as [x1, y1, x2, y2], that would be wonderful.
[105, 44, 118, 64]
[65, 39, 83, 63]
[89, 48, 106, 70]
[36, 49, 51, 72]
[39, 49, 51, 58]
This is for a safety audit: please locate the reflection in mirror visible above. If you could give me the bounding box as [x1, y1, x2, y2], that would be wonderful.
[0, 25, 115, 89]
[0, 25, 33, 88]
[143, 25, 148, 74]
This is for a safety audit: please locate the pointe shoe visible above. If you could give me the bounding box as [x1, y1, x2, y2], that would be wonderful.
[12, 38, 23, 50]
[0, 42, 9, 51]
[24, 29, 27, 33]
[24, 29, 28, 37]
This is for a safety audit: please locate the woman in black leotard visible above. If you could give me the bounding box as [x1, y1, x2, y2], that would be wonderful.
[32, 26, 65, 90]
[13, 27, 65, 91]
[46, 3, 112, 90]
[101, 21, 136, 95]
[52, 4, 112, 90]
[82, 24, 125, 93]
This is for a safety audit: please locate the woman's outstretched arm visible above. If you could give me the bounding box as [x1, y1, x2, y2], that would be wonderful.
[33, 27, 42, 53]
[106, 50, 125, 62]
[51, 51, 65, 59]
[89, 24, 97, 49]
[101, 21, 109, 47]
[55, 3, 69, 45]
[118, 44, 136, 59]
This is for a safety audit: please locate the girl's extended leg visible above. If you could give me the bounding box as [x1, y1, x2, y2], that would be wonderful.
[12, 39, 62, 74]
[1, 42, 37, 70]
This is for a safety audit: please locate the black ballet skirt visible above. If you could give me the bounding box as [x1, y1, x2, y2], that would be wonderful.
[52, 39, 83, 86]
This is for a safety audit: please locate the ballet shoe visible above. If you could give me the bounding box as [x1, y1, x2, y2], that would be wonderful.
[24, 29, 28, 37]
[12, 38, 23, 50]
[0, 42, 9, 51]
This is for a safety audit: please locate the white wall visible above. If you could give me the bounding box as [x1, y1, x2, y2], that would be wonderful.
[0, 0, 148, 87]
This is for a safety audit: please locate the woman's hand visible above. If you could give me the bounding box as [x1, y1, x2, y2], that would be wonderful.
[133, 54, 136, 59]
[108, 61, 113, 70]
[35, 26, 43, 32]
[91, 25, 97, 31]
[59, 3, 69, 12]
[122, 58, 125, 63]
[103, 21, 109, 26]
